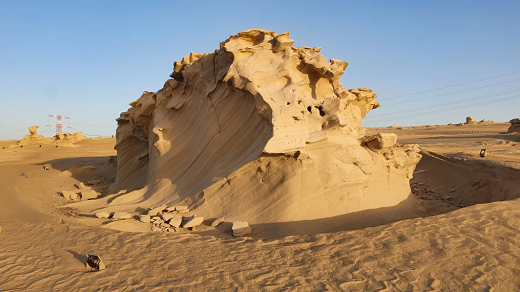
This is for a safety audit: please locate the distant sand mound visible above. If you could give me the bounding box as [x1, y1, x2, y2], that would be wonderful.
[72, 29, 421, 234]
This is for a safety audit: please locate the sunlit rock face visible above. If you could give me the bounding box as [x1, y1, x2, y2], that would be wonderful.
[104, 29, 421, 232]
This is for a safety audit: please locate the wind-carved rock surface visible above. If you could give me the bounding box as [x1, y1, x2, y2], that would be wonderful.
[507, 118, 520, 133]
[77, 29, 422, 235]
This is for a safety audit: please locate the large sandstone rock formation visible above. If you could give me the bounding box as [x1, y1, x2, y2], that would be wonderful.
[76, 29, 422, 234]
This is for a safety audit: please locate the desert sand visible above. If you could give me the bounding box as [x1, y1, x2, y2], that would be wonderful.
[2, 123, 520, 290]
[1, 29, 520, 291]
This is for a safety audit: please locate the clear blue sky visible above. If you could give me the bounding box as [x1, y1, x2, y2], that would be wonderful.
[1, 0, 519, 139]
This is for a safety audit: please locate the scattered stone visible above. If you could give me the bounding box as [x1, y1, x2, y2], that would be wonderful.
[0, 226, 4, 233]
[232, 221, 252, 237]
[139, 215, 151, 223]
[80, 189, 100, 200]
[112, 212, 132, 220]
[85, 253, 106, 271]
[168, 215, 183, 228]
[151, 226, 161, 232]
[77, 182, 86, 189]
[161, 213, 175, 221]
[160, 222, 170, 229]
[62, 190, 79, 200]
[165, 206, 176, 212]
[43, 165, 50, 170]
[450, 189, 456, 193]
[182, 215, 204, 228]
[211, 217, 225, 227]
[95, 212, 111, 219]
[147, 205, 167, 216]
[21, 173, 28, 178]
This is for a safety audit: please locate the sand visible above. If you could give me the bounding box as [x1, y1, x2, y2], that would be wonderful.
[1, 123, 520, 290]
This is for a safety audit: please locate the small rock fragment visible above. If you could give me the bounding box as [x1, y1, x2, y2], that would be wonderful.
[161, 213, 175, 221]
[139, 215, 151, 223]
[147, 205, 167, 216]
[151, 226, 161, 232]
[43, 165, 50, 170]
[211, 218, 225, 227]
[86, 253, 106, 271]
[95, 212, 111, 219]
[62, 190, 79, 201]
[77, 182, 86, 189]
[165, 206, 176, 212]
[21, 173, 28, 178]
[182, 215, 204, 228]
[0, 226, 4, 233]
[232, 221, 252, 237]
[112, 212, 132, 220]
[80, 189, 100, 200]
[168, 215, 183, 228]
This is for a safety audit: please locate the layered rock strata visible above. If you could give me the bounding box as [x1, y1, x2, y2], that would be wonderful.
[81, 29, 422, 233]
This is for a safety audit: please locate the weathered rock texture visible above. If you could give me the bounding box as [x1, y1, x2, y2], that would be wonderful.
[507, 118, 520, 133]
[465, 117, 479, 125]
[77, 29, 421, 234]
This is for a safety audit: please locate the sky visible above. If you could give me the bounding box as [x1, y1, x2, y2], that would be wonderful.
[1, 0, 519, 140]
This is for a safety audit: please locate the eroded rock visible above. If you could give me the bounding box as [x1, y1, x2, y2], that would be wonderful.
[465, 116, 478, 125]
[139, 215, 151, 223]
[147, 205, 167, 216]
[95, 212, 111, 219]
[80, 189, 100, 200]
[232, 221, 252, 237]
[211, 218, 225, 227]
[168, 216, 183, 228]
[62, 190, 80, 201]
[85, 253, 106, 271]
[507, 118, 520, 133]
[182, 215, 204, 228]
[112, 212, 131, 220]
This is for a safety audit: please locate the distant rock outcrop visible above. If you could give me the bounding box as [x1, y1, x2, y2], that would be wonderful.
[465, 117, 479, 125]
[17, 126, 86, 145]
[74, 29, 422, 234]
[507, 118, 520, 133]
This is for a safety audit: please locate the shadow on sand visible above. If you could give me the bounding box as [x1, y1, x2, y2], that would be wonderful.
[41, 150, 520, 238]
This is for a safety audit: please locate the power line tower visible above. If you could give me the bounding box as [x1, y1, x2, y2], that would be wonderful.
[46, 114, 72, 134]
